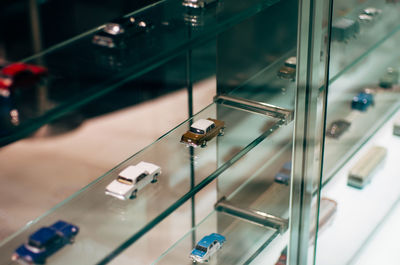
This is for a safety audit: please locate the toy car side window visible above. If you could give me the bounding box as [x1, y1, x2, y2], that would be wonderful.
[210, 123, 215, 129]
[117, 176, 133, 184]
[136, 173, 148, 183]
[28, 239, 43, 249]
[43, 235, 62, 248]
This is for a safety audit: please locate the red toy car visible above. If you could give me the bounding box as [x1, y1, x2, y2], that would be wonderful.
[0, 63, 48, 89]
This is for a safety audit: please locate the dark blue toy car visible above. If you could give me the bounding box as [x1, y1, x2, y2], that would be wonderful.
[351, 92, 374, 111]
[274, 162, 291, 185]
[12, 220, 79, 264]
[190, 233, 226, 263]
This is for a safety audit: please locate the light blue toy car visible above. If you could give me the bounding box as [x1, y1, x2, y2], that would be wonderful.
[190, 233, 226, 263]
[351, 92, 374, 111]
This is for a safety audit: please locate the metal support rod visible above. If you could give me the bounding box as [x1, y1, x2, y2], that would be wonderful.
[289, 0, 333, 264]
[214, 94, 293, 123]
[215, 197, 288, 233]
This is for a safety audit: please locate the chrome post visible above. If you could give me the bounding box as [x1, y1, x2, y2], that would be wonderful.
[289, 0, 333, 264]
[215, 197, 289, 233]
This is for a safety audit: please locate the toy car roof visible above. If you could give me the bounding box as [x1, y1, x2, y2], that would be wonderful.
[50, 220, 76, 235]
[119, 165, 146, 180]
[191, 119, 214, 131]
[197, 233, 224, 247]
[2, 63, 47, 76]
[29, 227, 58, 247]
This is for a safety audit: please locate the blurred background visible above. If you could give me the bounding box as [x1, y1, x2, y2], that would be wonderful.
[0, 0, 217, 242]
[0, 0, 157, 61]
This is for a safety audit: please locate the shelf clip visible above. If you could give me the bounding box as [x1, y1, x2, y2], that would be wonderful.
[214, 94, 293, 124]
[215, 197, 288, 234]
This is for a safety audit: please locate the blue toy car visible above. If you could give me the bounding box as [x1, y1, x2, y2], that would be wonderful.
[351, 92, 374, 111]
[190, 233, 226, 263]
[274, 162, 291, 185]
[12, 220, 79, 264]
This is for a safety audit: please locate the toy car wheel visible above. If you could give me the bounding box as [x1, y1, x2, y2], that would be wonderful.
[201, 140, 207, 148]
[151, 173, 158, 183]
[130, 189, 138, 199]
[218, 128, 225, 136]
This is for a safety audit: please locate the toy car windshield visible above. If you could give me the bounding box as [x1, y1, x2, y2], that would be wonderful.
[117, 176, 133, 185]
[28, 239, 44, 249]
[190, 127, 205, 134]
[195, 245, 208, 252]
[104, 23, 126, 35]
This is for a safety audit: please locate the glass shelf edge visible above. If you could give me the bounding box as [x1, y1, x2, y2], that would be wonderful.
[21, 0, 168, 62]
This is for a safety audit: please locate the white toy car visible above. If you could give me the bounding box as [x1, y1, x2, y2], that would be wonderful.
[105, 162, 161, 200]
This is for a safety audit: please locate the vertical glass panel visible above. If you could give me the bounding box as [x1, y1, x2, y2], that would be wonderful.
[217, 0, 298, 110]
[316, 0, 400, 264]
[217, 0, 298, 264]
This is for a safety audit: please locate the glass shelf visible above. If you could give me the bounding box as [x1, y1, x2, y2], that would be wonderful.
[0, 101, 289, 265]
[322, 8, 400, 185]
[153, 211, 281, 265]
[0, 0, 284, 147]
[315, 1, 400, 264]
[144, 123, 293, 264]
[111, 121, 293, 264]
[226, 50, 296, 111]
[328, 1, 400, 85]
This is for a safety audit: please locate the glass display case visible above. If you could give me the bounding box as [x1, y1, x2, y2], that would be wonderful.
[1, 0, 400, 264]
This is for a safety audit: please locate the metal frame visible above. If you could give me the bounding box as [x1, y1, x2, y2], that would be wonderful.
[215, 197, 288, 233]
[214, 94, 293, 123]
[288, 0, 333, 264]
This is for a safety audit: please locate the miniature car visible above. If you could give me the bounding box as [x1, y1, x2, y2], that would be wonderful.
[284, 56, 296, 68]
[190, 233, 226, 263]
[332, 18, 360, 42]
[362, 7, 382, 17]
[358, 14, 374, 25]
[92, 16, 151, 48]
[277, 57, 296, 81]
[181, 118, 225, 148]
[274, 247, 287, 265]
[351, 92, 374, 111]
[379, 67, 399, 88]
[182, 0, 218, 8]
[326, 119, 351, 138]
[0, 63, 48, 89]
[12, 220, 79, 265]
[393, 114, 400, 136]
[274, 161, 291, 185]
[105, 162, 161, 200]
[309, 198, 338, 239]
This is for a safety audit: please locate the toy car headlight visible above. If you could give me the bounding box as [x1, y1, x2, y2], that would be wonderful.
[104, 23, 125, 35]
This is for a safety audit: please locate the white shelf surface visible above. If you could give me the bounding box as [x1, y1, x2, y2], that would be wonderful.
[313, 110, 400, 265]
